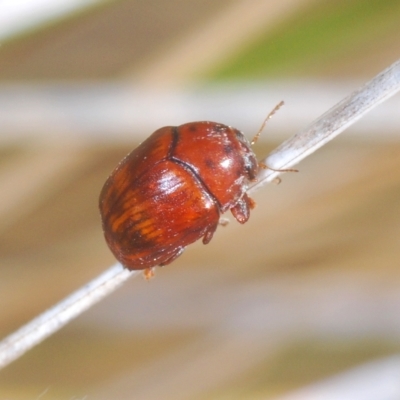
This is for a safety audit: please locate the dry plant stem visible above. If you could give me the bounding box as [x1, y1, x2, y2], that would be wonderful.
[0, 263, 136, 369]
[251, 59, 400, 191]
[0, 59, 399, 371]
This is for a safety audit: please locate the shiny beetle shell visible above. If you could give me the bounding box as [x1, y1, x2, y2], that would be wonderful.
[99, 121, 259, 271]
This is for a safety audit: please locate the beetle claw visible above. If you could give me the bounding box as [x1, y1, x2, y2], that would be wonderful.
[143, 267, 155, 280]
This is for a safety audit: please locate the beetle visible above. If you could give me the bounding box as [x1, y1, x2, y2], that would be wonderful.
[99, 121, 260, 276]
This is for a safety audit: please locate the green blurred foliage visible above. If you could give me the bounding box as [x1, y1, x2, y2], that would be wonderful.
[208, 0, 400, 80]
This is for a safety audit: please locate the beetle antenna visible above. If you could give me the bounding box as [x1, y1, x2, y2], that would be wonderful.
[255, 102, 298, 174]
[251, 100, 284, 145]
[259, 162, 298, 173]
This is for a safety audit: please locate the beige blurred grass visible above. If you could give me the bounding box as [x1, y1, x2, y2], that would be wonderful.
[1, 0, 400, 398]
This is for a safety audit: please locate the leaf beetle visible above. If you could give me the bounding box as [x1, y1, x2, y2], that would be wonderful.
[99, 103, 285, 277]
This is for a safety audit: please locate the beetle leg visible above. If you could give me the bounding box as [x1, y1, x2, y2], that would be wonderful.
[143, 267, 155, 280]
[230, 193, 256, 224]
[202, 220, 219, 244]
[159, 247, 185, 266]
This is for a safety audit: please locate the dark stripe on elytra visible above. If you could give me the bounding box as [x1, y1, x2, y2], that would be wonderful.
[113, 131, 177, 210]
[169, 126, 222, 211]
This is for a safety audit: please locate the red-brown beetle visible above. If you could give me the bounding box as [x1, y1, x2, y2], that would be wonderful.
[99, 121, 259, 275]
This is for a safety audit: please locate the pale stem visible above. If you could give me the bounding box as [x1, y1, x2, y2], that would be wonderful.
[250, 59, 400, 191]
[0, 263, 137, 369]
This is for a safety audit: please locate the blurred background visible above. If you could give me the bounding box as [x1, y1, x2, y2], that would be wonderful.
[1, 0, 400, 398]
